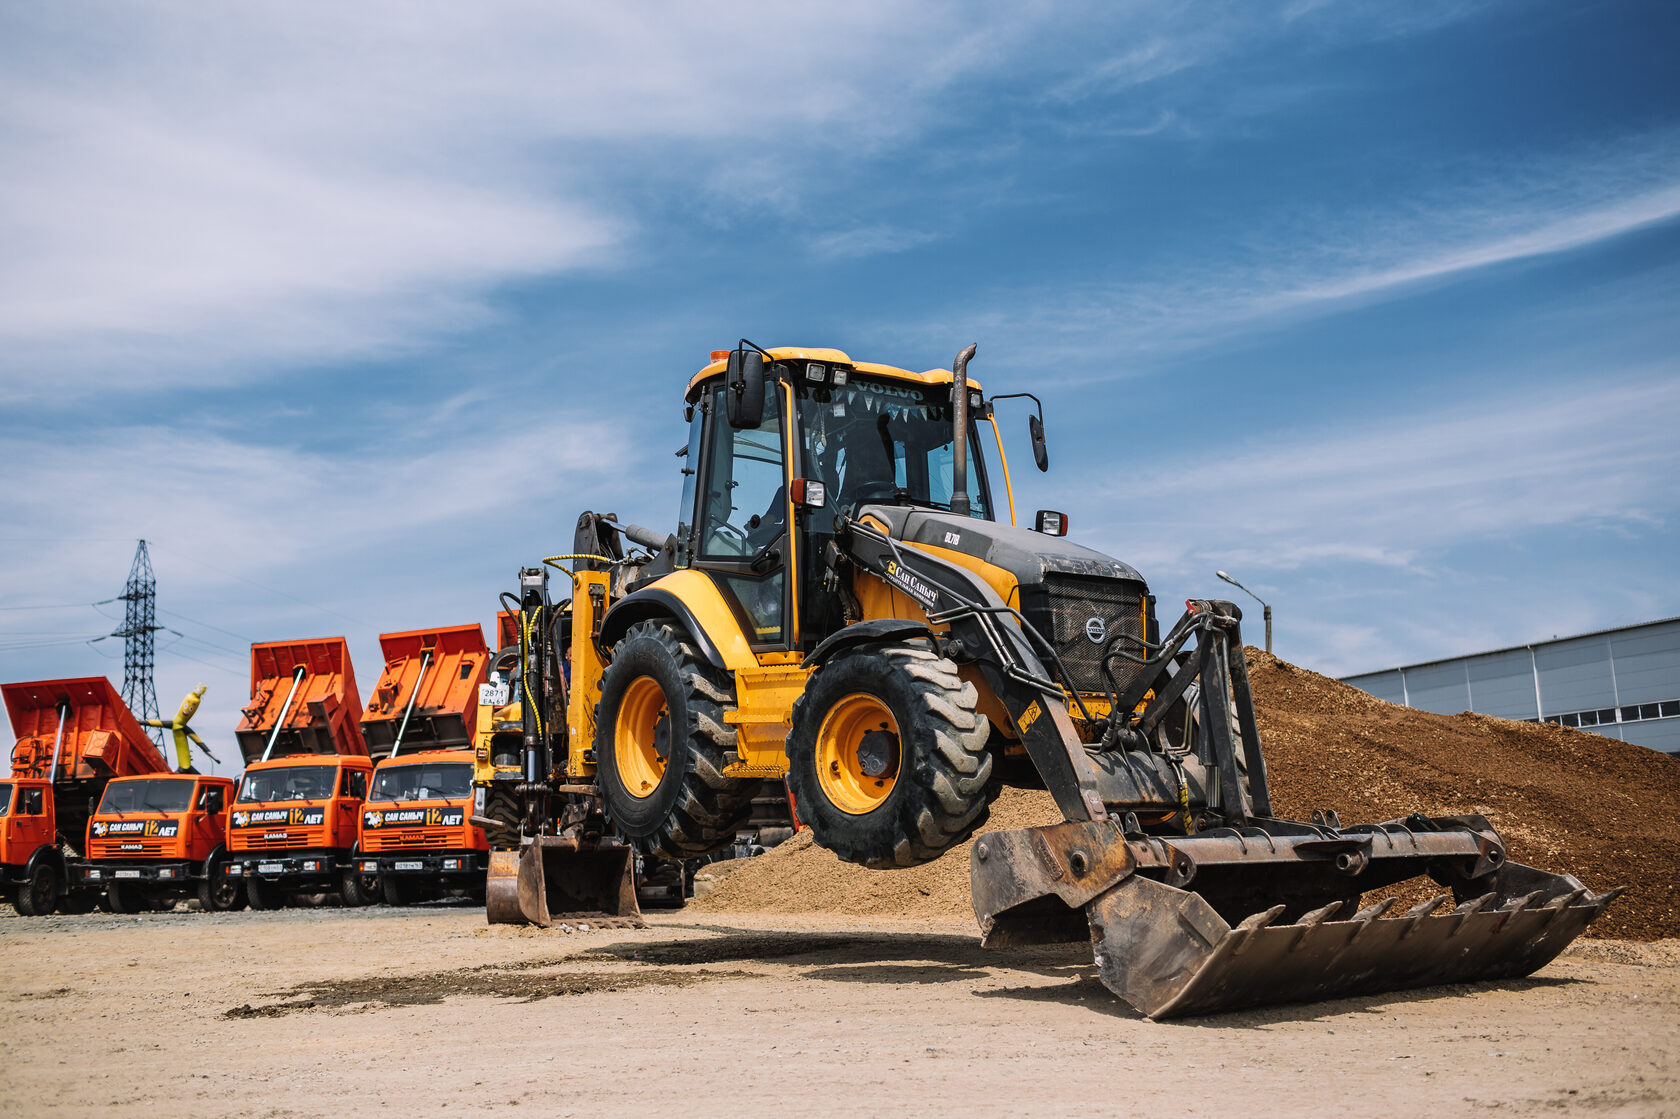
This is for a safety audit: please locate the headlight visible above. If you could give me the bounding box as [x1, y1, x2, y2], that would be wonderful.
[159, 868, 176, 879]
[443, 858, 461, 870]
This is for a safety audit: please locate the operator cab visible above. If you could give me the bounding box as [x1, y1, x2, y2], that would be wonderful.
[680, 349, 1000, 654]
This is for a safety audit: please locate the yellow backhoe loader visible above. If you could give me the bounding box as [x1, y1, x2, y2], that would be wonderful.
[496, 341, 1623, 1018]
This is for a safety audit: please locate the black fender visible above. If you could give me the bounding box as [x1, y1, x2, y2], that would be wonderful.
[24, 842, 67, 884]
[800, 619, 936, 669]
[598, 588, 729, 670]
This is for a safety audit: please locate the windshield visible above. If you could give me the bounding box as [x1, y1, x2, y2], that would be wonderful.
[798, 377, 991, 518]
[238, 765, 337, 803]
[369, 762, 471, 803]
[98, 778, 195, 814]
[0, 782, 11, 817]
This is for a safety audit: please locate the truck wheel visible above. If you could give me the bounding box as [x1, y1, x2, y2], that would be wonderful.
[381, 875, 421, 906]
[199, 862, 248, 912]
[245, 875, 285, 910]
[595, 620, 759, 859]
[340, 865, 377, 907]
[106, 880, 144, 914]
[787, 642, 994, 869]
[14, 862, 58, 916]
[58, 890, 97, 915]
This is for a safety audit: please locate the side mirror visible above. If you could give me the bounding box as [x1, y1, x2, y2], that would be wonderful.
[1028, 413, 1049, 472]
[1034, 510, 1068, 536]
[725, 347, 766, 429]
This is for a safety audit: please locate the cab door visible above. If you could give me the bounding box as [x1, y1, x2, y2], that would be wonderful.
[12, 785, 51, 859]
[688, 381, 797, 651]
[333, 766, 367, 847]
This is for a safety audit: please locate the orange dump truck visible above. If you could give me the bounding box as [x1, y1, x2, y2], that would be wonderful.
[228, 637, 376, 907]
[4, 677, 170, 914]
[357, 625, 491, 904]
[80, 771, 244, 912]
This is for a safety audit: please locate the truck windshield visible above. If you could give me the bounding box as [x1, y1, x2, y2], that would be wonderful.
[797, 377, 992, 518]
[369, 762, 471, 803]
[98, 778, 195, 814]
[238, 765, 337, 803]
[0, 782, 11, 817]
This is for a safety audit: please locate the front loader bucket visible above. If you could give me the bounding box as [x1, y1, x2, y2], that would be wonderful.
[484, 837, 644, 929]
[973, 818, 1624, 1020]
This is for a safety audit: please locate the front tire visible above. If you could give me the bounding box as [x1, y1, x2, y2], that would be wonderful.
[340, 862, 378, 907]
[245, 874, 286, 910]
[595, 620, 759, 858]
[787, 642, 994, 869]
[199, 856, 248, 912]
[106, 880, 144, 914]
[14, 861, 58, 916]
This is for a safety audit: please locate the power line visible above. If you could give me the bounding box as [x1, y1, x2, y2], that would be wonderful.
[157, 607, 255, 643]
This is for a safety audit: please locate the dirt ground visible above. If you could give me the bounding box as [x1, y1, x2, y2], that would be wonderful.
[2, 904, 1676, 1119]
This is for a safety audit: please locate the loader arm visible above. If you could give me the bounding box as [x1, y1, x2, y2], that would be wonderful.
[835, 509, 1624, 1019]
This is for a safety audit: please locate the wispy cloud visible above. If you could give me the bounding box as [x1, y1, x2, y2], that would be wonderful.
[0, 2, 1018, 397]
[1077, 371, 1680, 579]
[964, 133, 1680, 372]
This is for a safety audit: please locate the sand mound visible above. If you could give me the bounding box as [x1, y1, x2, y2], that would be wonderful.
[696, 649, 1680, 939]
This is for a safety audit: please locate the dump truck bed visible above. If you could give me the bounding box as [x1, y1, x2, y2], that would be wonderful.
[361, 624, 489, 757]
[235, 638, 367, 764]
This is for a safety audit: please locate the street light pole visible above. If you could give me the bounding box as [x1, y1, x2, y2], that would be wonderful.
[1216, 570, 1272, 654]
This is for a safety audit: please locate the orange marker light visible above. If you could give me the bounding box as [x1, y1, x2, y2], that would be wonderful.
[710, 350, 730, 362]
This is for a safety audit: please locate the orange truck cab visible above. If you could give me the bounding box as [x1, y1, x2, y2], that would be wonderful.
[78, 772, 244, 912]
[356, 625, 490, 904]
[228, 637, 374, 906]
[4, 677, 171, 915]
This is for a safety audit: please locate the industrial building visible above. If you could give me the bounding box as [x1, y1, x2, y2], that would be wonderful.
[1341, 617, 1680, 755]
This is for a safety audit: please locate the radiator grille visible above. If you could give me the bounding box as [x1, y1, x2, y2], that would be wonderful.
[230, 828, 322, 851]
[363, 828, 455, 851]
[92, 839, 166, 859]
[1025, 574, 1147, 695]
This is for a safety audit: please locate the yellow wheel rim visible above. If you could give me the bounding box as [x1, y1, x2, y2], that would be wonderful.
[815, 693, 901, 815]
[615, 676, 670, 799]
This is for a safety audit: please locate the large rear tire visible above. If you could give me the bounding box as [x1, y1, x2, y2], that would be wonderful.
[787, 642, 994, 869]
[595, 620, 758, 859]
[14, 862, 58, 916]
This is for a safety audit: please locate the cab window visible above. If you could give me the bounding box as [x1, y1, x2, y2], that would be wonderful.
[22, 788, 43, 815]
[341, 769, 367, 799]
[0, 782, 11, 817]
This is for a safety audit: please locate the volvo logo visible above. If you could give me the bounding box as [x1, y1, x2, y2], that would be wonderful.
[1085, 616, 1106, 645]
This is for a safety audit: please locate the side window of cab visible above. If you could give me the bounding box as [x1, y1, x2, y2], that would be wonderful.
[342, 769, 367, 799]
[22, 788, 44, 815]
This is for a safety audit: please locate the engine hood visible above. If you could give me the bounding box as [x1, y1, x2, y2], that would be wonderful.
[855, 506, 1146, 588]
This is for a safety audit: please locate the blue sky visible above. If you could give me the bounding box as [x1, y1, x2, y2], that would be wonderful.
[2, 1, 1676, 771]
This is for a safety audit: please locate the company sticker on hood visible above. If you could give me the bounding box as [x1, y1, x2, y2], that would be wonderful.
[363, 807, 464, 829]
[231, 808, 325, 828]
[90, 819, 178, 838]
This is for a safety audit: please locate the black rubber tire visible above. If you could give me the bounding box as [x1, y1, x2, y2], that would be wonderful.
[340, 863, 378, 907]
[245, 874, 286, 910]
[787, 642, 994, 869]
[595, 620, 759, 859]
[57, 890, 97, 915]
[381, 875, 423, 906]
[14, 861, 58, 916]
[105, 880, 144, 914]
[198, 858, 247, 912]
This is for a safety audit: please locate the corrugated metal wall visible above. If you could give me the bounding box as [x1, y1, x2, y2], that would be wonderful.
[1342, 619, 1680, 754]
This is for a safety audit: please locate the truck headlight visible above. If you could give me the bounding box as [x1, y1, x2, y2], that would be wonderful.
[443, 858, 461, 870]
[159, 868, 176, 879]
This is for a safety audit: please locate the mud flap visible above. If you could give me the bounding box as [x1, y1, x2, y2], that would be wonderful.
[484, 837, 645, 928]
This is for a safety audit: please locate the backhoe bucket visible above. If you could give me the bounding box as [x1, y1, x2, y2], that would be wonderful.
[484, 837, 643, 928]
[973, 817, 1623, 1020]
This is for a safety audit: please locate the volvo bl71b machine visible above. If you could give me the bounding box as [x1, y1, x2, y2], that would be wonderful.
[490, 342, 1622, 1018]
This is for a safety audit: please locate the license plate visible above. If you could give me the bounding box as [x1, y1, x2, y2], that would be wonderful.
[394, 861, 424, 871]
[115, 870, 141, 879]
[258, 863, 284, 874]
[479, 683, 509, 707]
